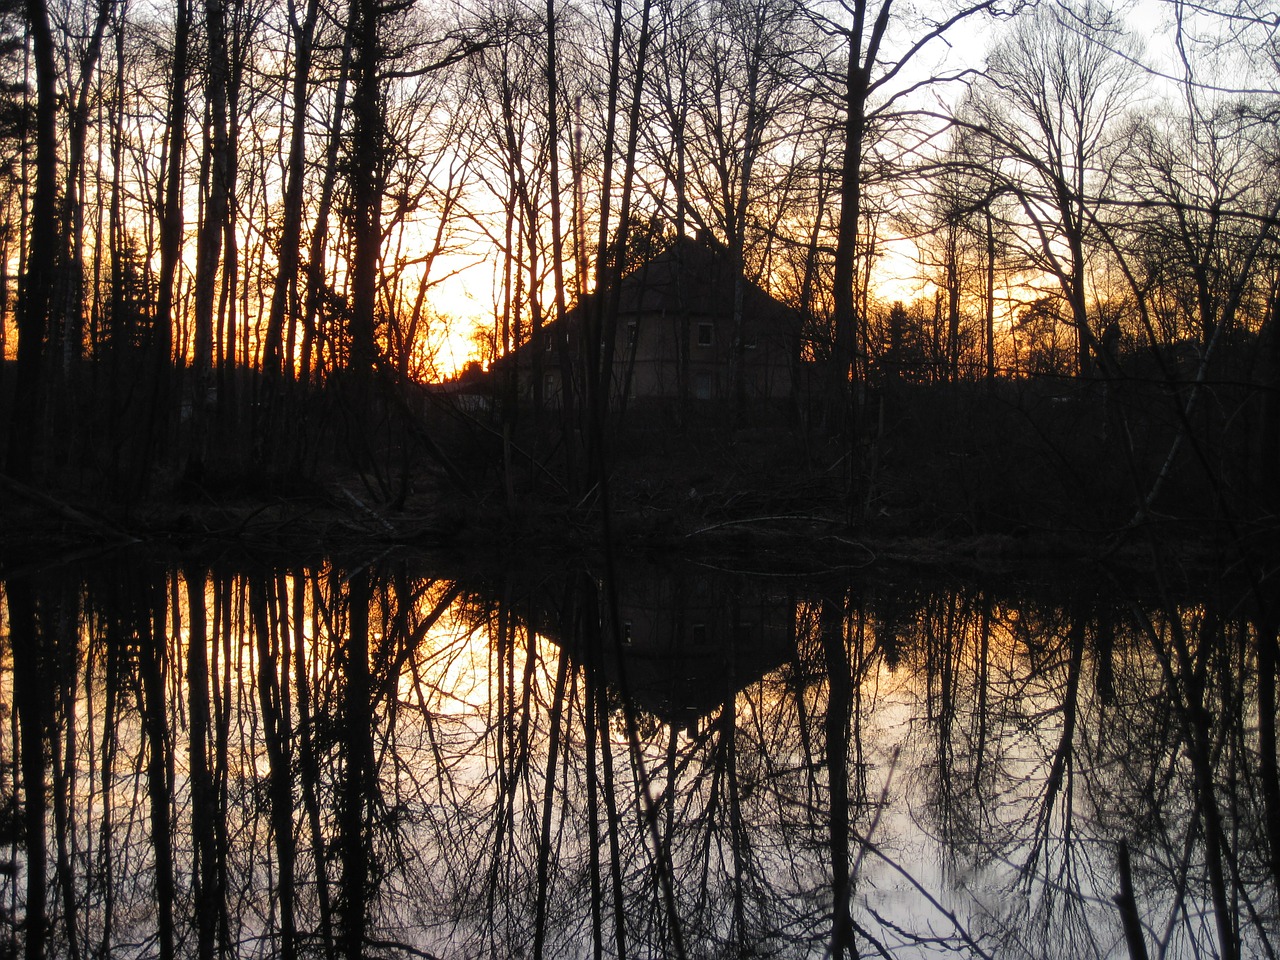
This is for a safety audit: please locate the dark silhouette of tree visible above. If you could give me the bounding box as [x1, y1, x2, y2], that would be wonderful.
[4, 0, 58, 483]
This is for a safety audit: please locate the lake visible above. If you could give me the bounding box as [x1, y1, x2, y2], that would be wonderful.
[1, 552, 1275, 959]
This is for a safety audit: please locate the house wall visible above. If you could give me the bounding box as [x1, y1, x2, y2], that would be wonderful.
[611, 308, 794, 403]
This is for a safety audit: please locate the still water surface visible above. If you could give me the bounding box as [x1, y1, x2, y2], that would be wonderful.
[0, 554, 1275, 959]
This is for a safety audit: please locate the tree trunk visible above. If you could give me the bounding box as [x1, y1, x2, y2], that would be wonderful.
[5, 0, 58, 482]
[545, 0, 579, 487]
[147, 0, 192, 479]
[348, 0, 382, 409]
[832, 1, 892, 518]
[264, 0, 321, 380]
[56, 0, 113, 370]
[188, 0, 232, 481]
[299, 9, 356, 389]
[984, 207, 995, 381]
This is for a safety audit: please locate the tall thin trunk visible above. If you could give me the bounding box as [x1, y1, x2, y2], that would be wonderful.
[347, 0, 381, 404]
[578, 580, 628, 960]
[57, 0, 112, 369]
[147, 0, 192, 478]
[582, 653, 604, 960]
[831, 1, 892, 518]
[211, 573, 235, 949]
[1255, 605, 1280, 896]
[588, 0, 626, 432]
[545, 0, 578, 485]
[50, 592, 80, 960]
[264, 0, 321, 379]
[726, 36, 765, 421]
[597, 0, 654, 425]
[5, 0, 58, 482]
[96, 606, 122, 957]
[188, 0, 232, 480]
[0, 216, 9, 379]
[155, 1, 189, 353]
[984, 206, 995, 381]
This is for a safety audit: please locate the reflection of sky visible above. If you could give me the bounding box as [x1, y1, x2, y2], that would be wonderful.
[3, 568, 1264, 960]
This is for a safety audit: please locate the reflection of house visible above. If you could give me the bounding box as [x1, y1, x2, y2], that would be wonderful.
[497, 233, 800, 408]
[529, 566, 797, 727]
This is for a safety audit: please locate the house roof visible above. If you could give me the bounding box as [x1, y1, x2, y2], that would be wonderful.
[487, 232, 798, 375]
[606, 232, 792, 320]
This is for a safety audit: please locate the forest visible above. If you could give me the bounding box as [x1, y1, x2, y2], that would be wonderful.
[0, 0, 1275, 556]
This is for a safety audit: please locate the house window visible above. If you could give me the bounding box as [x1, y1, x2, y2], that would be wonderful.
[623, 620, 633, 645]
[545, 334, 553, 352]
[626, 322, 637, 347]
[695, 371, 712, 400]
[691, 623, 707, 645]
[697, 322, 714, 347]
[544, 373, 556, 397]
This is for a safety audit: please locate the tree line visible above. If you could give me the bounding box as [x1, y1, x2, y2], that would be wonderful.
[0, 0, 1276, 516]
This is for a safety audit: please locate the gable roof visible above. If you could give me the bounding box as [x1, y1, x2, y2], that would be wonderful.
[605, 232, 792, 321]
[488, 231, 799, 378]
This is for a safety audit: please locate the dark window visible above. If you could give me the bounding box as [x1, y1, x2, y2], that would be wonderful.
[697, 322, 714, 347]
[691, 623, 707, 644]
[627, 323, 637, 346]
[695, 372, 712, 400]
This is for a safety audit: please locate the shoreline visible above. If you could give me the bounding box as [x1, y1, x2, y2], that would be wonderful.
[1, 472, 1267, 591]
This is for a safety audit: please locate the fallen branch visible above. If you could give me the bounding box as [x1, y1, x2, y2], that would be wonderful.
[0, 474, 137, 543]
[684, 514, 846, 537]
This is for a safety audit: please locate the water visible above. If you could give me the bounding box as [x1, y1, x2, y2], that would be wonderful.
[0, 553, 1275, 959]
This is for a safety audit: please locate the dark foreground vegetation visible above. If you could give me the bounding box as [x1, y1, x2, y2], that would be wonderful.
[1, 339, 1275, 580]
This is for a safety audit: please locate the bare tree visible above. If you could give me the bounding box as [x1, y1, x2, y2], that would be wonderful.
[971, 0, 1143, 378]
[186, 0, 234, 481]
[261, 0, 323, 383]
[796, 0, 1010, 522]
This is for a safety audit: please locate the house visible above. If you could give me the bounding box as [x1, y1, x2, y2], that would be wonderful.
[495, 233, 800, 411]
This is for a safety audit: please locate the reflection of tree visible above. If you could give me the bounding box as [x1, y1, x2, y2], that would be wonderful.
[8, 576, 48, 960]
[2, 561, 1276, 960]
